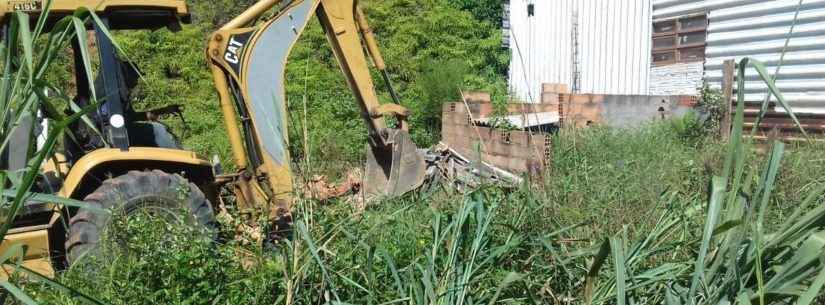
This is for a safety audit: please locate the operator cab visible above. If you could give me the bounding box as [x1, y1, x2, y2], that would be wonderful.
[1, 1, 192, 165]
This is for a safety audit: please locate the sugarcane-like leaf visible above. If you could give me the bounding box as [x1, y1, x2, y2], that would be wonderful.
[585, 239, 611, 305]
[611, 237, 627, 305]
[688, 177, 726, 303]
[795, 261, 825, 305]
[0, 281, 36, 305]
[1, 190, 109, 213]
[745, 59, 806, 137]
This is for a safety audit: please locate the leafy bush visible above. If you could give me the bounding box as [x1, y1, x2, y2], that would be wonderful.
[35, 209, 283, 305]
[447, 0, 505, 26]
[670, 110, 707, 145]
[696, 85, 727, 134]
[413, 58, 468, 142]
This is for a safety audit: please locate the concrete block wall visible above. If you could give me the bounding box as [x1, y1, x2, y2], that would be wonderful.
[559, 94, 605, 128]
[442, 84, 699, 175]
[559, 93, 697, 128]
[441, 102, 551, 175]
[456, 90, 559, 120]
[649, 62, 704, 96]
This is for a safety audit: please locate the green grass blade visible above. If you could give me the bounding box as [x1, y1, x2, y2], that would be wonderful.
[0, 244, 24, 266]
[737, 292, 753, 305]
[377, 248, 406, 298]
[688, 176, 726, 304]
[722, 61, 746, 180]
[32, 0, 53, 39]
[795, 262, 825, 305]
[754, 143, 784, 305]
[13, 12, 33, 82]
[585, 239, 611, 305]
[296, 220, 340, 303]
[665, 285, 682, 305]
[2, 190, 109, 213]
[486, 272, 523, 305]
[34, 21, 73, 79]
[71, 16, 98, 102]
[611, 237, 627, 305]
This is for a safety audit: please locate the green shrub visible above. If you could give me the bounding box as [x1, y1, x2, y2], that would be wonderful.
[32, 208, 283, 305]
[670, 110, 707, 144]
[696, 85, 727, 134]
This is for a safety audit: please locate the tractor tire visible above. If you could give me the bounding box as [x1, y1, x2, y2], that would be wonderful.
[65, 170, 217, 264]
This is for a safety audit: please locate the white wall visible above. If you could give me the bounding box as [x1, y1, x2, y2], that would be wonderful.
[650, 62, 705, 95]
[507, 0, 652, 102]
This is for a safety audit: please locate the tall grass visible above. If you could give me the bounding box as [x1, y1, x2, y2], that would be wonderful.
[257, 58, 825, 305]
[24, 117, 825, 304]
[582, 58, 825, 305]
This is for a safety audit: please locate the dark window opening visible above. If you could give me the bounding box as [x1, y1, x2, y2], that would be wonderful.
[652, 14, 707, 66]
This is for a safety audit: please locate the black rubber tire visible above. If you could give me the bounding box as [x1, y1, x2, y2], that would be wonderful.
[65, 170, 217, 264]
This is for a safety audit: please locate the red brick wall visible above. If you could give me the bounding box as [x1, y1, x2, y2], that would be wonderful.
[559, 94, 605, 128]
[442, 102, 551, 176]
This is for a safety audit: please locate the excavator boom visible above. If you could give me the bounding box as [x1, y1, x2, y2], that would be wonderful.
[207, 0, 426, 222]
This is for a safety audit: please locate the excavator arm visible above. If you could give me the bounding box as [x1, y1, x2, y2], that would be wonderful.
[206, 0, 425, 225]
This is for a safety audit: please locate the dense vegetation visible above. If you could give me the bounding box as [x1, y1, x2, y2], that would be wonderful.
[22, 120, 825, 304]
[6, 1, 825, 305]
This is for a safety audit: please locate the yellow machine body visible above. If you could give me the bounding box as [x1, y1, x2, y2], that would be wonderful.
[207, 0, 426, 225]
[0, 0, 212, 279]
[0, 224, 56, 279]
[2, 148, 212, 280]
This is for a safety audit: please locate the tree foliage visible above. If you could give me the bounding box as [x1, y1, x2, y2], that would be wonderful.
[447, 0, 505, 26]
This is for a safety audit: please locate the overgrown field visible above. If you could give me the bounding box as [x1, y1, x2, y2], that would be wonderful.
[17, 120, 825, 304]
[7, 1, 825, 304]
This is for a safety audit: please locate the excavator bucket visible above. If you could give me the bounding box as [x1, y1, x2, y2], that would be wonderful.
[363, 129, 427, 199]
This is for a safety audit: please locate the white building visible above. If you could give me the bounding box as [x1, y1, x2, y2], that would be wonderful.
[506, 0, 825, 112]
[505, 0, 652, 101]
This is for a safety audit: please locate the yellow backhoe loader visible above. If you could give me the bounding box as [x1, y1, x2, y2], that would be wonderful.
[0, 0, 426, 278]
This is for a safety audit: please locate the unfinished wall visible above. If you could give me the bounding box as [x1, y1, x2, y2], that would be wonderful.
[441, 86, 698, 175]
[559, 94, 698, 128]
[649, 62, 704, 96]
[441, 103, 551, 175]
[460, 90, 560, 126]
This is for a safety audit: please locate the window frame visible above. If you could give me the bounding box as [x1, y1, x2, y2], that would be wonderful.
[652, 14, 708, 66]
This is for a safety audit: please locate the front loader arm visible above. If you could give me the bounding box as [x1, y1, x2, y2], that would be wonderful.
[206, 0, 424, 226]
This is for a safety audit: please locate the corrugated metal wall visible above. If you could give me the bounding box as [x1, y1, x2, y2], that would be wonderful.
[655, 0, 825, 113]
[507, 0, 652, 102]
